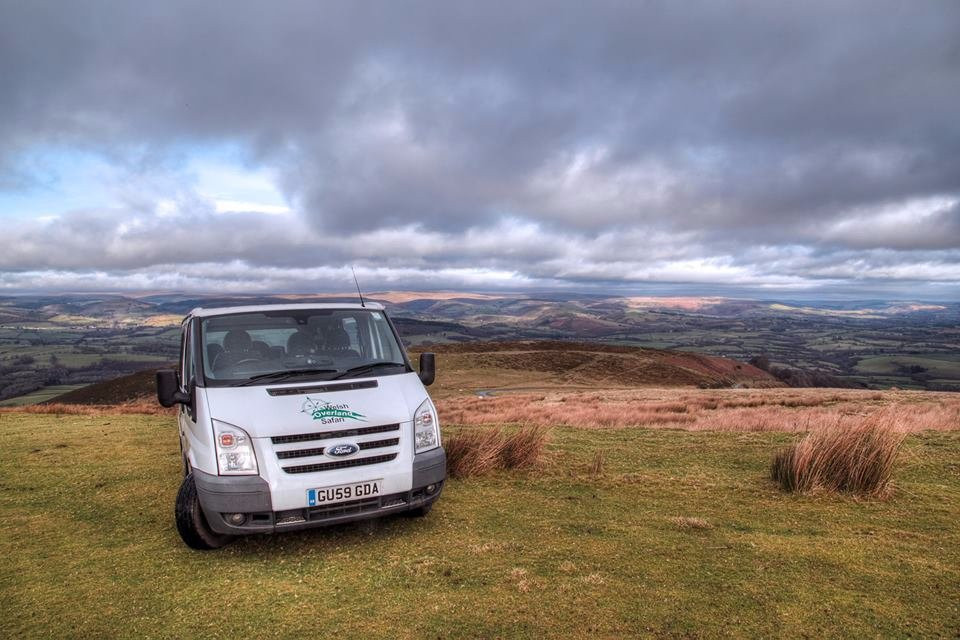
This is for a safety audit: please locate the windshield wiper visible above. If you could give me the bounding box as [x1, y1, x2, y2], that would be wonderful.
[237, 368, 338, 386]
[330, 361, 408, 380]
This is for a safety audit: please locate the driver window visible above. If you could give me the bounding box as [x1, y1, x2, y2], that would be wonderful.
[182, 322, 195, 387]
[179, 323, 188, 384]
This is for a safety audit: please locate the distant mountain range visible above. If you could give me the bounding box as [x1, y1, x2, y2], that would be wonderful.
[0, 292, 958, 402]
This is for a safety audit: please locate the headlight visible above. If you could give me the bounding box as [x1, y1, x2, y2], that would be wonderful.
[414, 399, 440, 454]
[213, 421, 259, 475]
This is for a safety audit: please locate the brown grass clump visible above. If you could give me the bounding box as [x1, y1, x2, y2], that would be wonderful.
[587, 450, 605, 476]
[501, 424, 551, 469]
[672, 516, 712, 530]
[771, 409, 907, 496]
[445, 428, 506, 478]
[445, 424, 551, 478]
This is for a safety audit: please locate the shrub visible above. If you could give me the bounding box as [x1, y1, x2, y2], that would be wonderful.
[445, 424, 550, 478]
[771, 409, 906, 496]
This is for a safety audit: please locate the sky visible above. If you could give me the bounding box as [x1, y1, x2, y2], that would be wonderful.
[1, 1, 958, 299]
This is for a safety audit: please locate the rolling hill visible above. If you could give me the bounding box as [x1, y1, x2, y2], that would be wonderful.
[36, 342, 779, 406]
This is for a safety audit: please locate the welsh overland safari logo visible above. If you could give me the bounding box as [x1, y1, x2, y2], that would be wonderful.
[301, 397, 367, 425]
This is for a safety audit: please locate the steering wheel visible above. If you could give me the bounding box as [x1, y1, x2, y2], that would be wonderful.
[212, 351, 261, 370]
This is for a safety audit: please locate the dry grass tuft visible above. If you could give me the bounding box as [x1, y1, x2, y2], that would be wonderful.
[445, 424, 551, 478]
[583, 573, 605, 585]
[672, 516, 712, 530]
[587, 450, 606, 476]
[771, 408, 907, 496]
[445, 428, 506, 478]
[501, 423, 551, 469]
[558, 560, 577, 573]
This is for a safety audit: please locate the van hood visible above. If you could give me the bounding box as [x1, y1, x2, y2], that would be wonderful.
[201, 372, 428, 438]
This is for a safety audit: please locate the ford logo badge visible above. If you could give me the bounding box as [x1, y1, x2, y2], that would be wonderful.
[327, 443, 359, 458]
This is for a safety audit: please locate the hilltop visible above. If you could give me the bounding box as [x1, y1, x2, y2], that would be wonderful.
[44, 368, 165, 405]
[413, 341, 780, 399]
[22, 342, 778, 406]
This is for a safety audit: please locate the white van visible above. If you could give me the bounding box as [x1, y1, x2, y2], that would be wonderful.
[156, 303, 445, 550]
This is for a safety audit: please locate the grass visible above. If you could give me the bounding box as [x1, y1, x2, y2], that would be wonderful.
[1, 411, 958, 638]
[0, 400, 171, 415]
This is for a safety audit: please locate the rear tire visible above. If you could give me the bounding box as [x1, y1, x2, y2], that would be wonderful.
[175, 473, 233, 550]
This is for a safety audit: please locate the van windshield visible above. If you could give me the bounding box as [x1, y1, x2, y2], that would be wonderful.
[199, 309, 409, 386]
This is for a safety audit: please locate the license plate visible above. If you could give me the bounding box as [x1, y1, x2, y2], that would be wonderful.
[307, 479, 383, 507]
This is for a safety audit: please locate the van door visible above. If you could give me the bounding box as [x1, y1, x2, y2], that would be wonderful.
[178, 319, 199, 474]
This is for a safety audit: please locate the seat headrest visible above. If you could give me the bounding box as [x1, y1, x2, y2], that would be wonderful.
[286, 331, 315, 355]
[223, 329, 252, 352]
[326, 327, 351, 350]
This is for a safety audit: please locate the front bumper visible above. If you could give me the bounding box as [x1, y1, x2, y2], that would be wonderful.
[194, 447, 446, 535]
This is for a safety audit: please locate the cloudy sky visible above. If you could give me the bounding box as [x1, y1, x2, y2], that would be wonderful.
[1, 1, 958, 298]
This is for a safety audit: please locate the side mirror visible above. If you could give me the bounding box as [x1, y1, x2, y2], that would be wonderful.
[157, 370, 190, 407]
[418, 352, 436, 386]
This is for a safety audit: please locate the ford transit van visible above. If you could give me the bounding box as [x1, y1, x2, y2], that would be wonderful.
[156, 303, 445, 550]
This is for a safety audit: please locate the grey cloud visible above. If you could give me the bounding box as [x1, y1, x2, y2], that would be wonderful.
[0, 0, 959, 295]
[819, 200, 960, 251]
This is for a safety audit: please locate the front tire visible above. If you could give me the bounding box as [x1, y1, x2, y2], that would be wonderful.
[175, 473, 233, 550]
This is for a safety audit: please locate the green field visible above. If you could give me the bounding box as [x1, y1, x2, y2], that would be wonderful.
[0, 384, 87, 406]
[1, 413, 958, 638]
[0, 321, 177, 403]
[855, 354, 960, 378]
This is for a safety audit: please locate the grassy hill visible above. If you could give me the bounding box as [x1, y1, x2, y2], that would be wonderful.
[45, 369, 165, 405]
[12, 342, 779, 406]
[415, 341, 780, 399]
[1, 410, 957, 638]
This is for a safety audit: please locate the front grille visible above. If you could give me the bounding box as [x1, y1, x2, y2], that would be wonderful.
[359, 437, 399, 451]
[282, 453, 398, 474]
[306, 496, 384, 519]
[276, 446, 325, 460]
[271, 423, 400, 445]
[275, 437, 399, 460]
